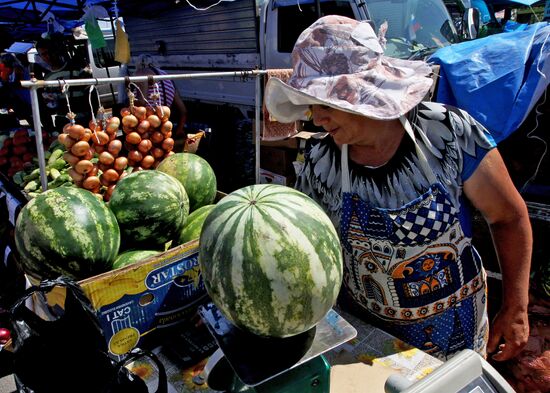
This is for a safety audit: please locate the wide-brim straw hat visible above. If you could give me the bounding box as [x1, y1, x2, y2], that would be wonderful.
[265, 15, 434, 122]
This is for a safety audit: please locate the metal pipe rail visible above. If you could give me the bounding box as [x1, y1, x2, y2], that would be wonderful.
[20, 70, 268, 192]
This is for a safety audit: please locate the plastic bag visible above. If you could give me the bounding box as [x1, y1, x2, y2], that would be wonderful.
[9, 276, 166, 393]
[115, 20, 131, 65]
[85, 18, 106, 50]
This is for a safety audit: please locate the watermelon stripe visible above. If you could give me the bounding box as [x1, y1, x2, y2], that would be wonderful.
[199, 184, 342, 337]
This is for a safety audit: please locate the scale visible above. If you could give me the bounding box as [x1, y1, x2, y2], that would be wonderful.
[198, 302, 357, 393]
[384, 348, 516, 393]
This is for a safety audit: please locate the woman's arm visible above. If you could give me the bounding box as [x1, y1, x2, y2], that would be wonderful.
[463, 148, 532, 361]
[171, 92, 187, 137]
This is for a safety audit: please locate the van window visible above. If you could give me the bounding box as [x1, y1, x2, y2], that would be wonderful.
[92, 37, 119, 68]
[277, 1, 355, 53]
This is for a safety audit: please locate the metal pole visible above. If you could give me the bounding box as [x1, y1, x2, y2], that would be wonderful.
[20, 70, 268, 89]
[29, 85, 48, 192]
[255, 73, 262, 184]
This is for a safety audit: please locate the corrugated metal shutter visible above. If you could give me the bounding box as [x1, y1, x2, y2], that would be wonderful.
[124, 0, 258, 56]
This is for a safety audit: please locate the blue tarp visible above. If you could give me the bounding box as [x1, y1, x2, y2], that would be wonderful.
[429, 22, 550, 143]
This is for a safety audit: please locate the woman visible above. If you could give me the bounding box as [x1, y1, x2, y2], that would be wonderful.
[265, 15, 532, 362]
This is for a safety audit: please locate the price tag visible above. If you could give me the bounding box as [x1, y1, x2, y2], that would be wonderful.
[6, 192, 21, 226]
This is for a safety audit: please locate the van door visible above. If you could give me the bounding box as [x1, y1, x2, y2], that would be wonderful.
[87, 33, 121, 108]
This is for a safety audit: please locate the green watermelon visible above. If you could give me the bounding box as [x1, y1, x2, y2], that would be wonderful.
[108, 170, 189, 249]
[199, 184, 342, 338]
[15, 187, 120, 280]
[157, 152, 216, 212]
[178, 204, 216, 245]
[112, 250, 160, 269]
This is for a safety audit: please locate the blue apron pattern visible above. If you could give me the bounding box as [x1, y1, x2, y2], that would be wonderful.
[339, 117, 488, 360]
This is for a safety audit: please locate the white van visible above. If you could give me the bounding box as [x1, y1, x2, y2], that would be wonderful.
[75, 23, 122, 108]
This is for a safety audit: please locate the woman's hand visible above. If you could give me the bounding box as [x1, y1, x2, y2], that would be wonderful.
[487, 304, 529, 361]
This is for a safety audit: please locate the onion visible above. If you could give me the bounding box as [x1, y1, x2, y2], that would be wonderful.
[141, 155, 155, 169]
[133, 106, 147, 121]
[161, 138, 174, 152]
[99, 151, 115, 166]
[138, 139, 152, 154]
[83, 176, 100, 190]
[156, 105, 171, 121]
[63, 152, 80, 166]
[160, 121, 173, 135]
[147, 115, 161, 129]
[126, 132, 142, 145]
[120, 107, 131, 117]
[93, 131, 110, 146]
[151, 131, 164, 144]
[137, 120, 151, 134]
[102, 169, 119, 183]
[127, 150, 143, 163]
[122, 114, 138, 128]
[107, 140, 122, 155]
[67, 124, 86, 140]
[71, 141, 91, 157]
[114, 156, 128, 171]
[75, 160, 95, 175]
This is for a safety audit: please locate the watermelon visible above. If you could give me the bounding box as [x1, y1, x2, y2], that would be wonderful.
[112, 250, 160, 270]
[199, 184, 342, 338]
[108, 170, 189, 249]
[157, 152, 217, 212]
[14, 187, 120, 280]
[178, 204, 216, 245]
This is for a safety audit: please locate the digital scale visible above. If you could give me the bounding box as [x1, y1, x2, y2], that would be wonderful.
[198, 302, 357, 393]
[197, 303, 515, 393]
[384, 348, 516, 393]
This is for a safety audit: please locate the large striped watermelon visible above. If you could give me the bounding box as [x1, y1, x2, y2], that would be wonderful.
[156, 152, 216, 212]
[108, 170, 189, 249]
[178, 204, 216, 245]
[199, 184, 342, 338]
[15, 187, 120, 280]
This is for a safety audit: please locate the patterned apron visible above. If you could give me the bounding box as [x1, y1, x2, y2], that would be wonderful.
[340, 116, 488, 360]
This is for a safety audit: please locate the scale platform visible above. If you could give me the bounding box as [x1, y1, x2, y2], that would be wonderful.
[198, 302, 357, 388]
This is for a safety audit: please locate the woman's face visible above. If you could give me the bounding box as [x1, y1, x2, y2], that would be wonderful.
[310, 104, 376, 145]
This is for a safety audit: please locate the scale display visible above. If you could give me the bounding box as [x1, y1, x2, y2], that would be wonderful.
[385, 349, 515, 393]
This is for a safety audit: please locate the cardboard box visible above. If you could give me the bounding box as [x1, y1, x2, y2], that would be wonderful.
[260, 146, 297, 176]
[259, 168, 294, 186]
[79, 239, 208, 356]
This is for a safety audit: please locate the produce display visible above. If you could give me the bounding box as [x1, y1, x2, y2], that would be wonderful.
[108, 170, 190, 250]
[0, 129, 58, 179]
[58, 115, 126, 201]
[198, 184, 343, 338]
[157, 152, 217, 212]
[14, 187, 121, 280]
[120, 100, 175, 172]
[12, 140, 73, 197]
[178, 204, 216, 245]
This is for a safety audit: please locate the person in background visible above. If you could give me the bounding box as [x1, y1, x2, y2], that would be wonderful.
[133, 54, 187, 139]
[265, 15, 532, 362]
[0, 52, 32, 121]
[35, 35, 97, 132]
